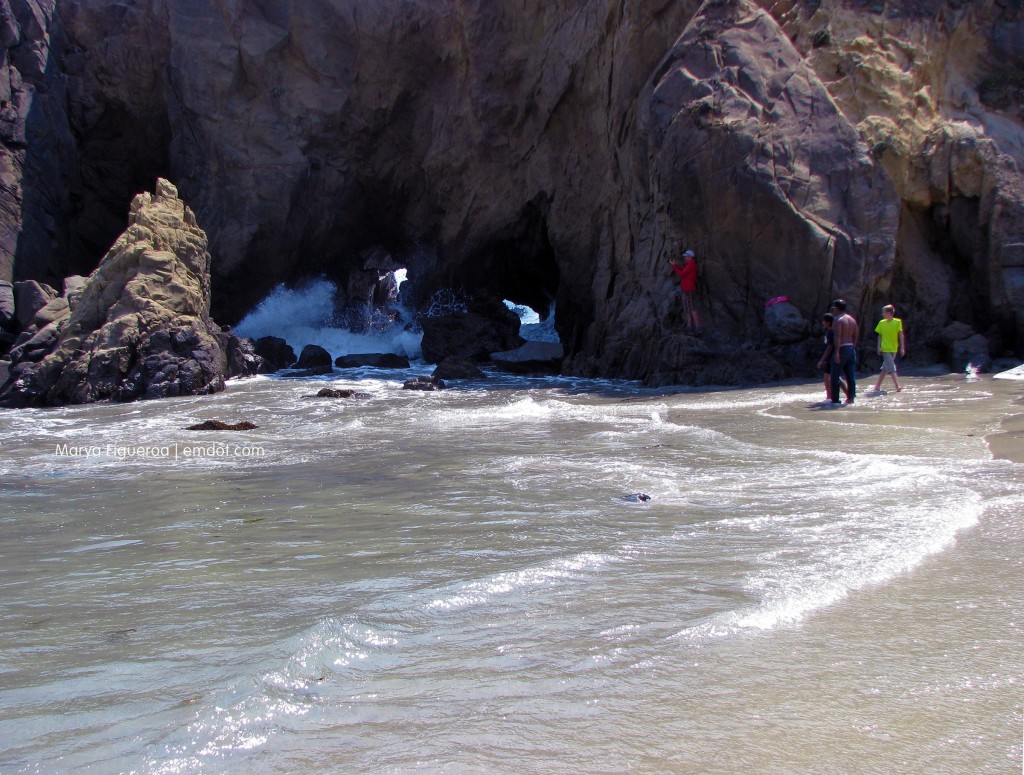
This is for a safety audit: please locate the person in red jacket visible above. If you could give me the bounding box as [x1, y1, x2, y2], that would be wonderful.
[669, 248, 702, 335]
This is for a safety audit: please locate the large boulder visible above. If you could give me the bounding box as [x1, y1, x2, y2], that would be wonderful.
[0, 179, 228, 406]
[951, 334, 992, 374]
[420, 296, 524, 364]
[63, 275, 87, 311]
[490, 341, 565, 375]
[30, 296, 70, 329]
[8, 319, 62, 364]
[253, 335, 296, 373]
[334, 352, 410, 369]
[764, 301, 808, 345]
[636, 1, 898, 350]
[13, 280, 58, 330]
[291, 344, 333, 375]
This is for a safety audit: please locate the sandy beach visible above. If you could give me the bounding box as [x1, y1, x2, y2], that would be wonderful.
[986, 409, 1024, 464]
[983, 364, 1024, 464]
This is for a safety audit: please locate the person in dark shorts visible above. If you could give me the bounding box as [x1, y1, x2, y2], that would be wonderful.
[816, 313, 849, 403]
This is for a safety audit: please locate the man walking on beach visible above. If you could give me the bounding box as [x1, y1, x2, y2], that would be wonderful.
[669, 248, 702, 335]
[830, 299, 859, 406]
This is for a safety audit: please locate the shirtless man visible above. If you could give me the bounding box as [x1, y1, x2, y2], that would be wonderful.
[830, 299, 859, 405]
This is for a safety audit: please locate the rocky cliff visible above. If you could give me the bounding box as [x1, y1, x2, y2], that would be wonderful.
[1, 0, 1021, 385]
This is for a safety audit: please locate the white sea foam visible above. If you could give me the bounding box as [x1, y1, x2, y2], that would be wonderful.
[674, 465, 983, 640]
[426, 552, 611, 611]
[234, 278, 423, 360]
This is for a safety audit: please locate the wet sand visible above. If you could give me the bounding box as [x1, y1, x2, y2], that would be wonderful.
[984, 364, 1024, 464]
[986, 410, 1024, 464]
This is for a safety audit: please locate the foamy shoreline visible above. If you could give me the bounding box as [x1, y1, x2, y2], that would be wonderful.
[985, 411, 1024, 464]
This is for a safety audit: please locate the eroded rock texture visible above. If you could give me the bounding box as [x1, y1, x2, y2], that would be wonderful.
[0, 0, 1022, 384]
[0, 179, 228, 405]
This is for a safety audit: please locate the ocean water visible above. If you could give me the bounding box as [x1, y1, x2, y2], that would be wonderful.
[0, 366, 1021, 774]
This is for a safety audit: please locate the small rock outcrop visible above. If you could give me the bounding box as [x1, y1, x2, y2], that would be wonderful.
[216, 330, 262, 379]
[0, 280, 14, 353]
[0, 180, 228, 406]
[185, 420, 258, 431]
[403, 375, 446, 391]
[310, 387, 368, 398]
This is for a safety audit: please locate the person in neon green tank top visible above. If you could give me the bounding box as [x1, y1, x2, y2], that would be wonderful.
[872, 304, 905, 392]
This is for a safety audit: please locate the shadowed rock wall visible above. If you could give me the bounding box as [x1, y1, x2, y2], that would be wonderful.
[1, 0, 1022, 384]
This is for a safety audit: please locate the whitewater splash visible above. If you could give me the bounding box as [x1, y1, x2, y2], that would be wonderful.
[234, 279, 561, 364]
[234, 276, 423, 361]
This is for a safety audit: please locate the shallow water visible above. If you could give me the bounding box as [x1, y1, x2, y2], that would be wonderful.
[0, 370, 1021, 774]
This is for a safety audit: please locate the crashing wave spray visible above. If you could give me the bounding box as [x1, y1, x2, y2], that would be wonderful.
[234, 274, 422, 361]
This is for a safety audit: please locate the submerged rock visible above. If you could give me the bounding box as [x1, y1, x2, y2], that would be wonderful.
[403, 375, 445, 391]
[185, 420, 259, 431]
[308, 387, 372, 399]
[622, 492, 652, 503]
[334, 352, 410, 369]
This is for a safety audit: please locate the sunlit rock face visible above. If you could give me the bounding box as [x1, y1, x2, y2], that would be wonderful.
[1, 180, 228, 406]
[1, 0, 1021, 383]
